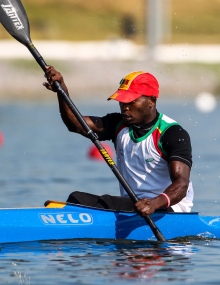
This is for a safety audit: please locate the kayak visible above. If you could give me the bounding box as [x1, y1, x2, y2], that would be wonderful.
[0, 200, 219, 244]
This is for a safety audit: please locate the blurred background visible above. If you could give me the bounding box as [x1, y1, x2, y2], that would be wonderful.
[0, 0, 220, 211]
[0, 0, 220, 100]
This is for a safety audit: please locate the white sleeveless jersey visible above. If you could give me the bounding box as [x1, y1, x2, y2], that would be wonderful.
[115, 113, 194, 212]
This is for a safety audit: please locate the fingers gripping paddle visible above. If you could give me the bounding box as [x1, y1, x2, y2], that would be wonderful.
[0, 0, 165, 242]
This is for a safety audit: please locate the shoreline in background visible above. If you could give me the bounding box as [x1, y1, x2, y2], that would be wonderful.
[1, 40, 220, 62]
[0, 40, 220, 101]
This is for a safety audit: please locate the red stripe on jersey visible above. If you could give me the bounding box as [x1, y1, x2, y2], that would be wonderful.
[152, 128, 167, 161]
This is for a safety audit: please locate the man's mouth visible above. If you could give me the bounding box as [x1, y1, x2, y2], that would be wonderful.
[122, 113, 132, 121]
[122, 113, 130, 118]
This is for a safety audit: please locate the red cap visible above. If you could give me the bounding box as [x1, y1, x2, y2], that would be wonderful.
[108, 71, 159, 103]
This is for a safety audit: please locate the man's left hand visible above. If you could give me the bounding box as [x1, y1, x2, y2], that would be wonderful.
[135, 198, 157, 216]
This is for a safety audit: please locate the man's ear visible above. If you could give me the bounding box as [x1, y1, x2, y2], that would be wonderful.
[149, 96, 157, 107]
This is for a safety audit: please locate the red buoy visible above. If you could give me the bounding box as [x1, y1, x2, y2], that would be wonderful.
[87, 143, 114, 161]
[0, 131, 4, 146]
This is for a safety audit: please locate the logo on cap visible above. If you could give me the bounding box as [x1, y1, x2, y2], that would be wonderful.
[119, 71, 145, 91]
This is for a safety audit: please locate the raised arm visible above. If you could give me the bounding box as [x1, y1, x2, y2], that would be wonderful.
[43, 66, 104, 137]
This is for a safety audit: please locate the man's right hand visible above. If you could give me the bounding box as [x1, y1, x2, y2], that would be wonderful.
[43, 65, 68, 94]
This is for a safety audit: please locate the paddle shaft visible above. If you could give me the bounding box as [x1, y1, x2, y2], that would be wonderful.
[0, 0, 165, 241]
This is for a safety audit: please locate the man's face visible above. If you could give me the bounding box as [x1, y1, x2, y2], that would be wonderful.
[119, 96, 155, 126]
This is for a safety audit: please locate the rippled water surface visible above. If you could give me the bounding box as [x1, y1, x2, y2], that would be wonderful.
[0, 98, 220, 284]
[0, 239, 219, 285]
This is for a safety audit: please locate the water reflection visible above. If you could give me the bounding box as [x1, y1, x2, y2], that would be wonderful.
[112, 241, 195, 281]
[0, 240, 197, 284]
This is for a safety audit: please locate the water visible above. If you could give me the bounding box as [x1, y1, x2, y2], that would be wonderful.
[0, 98, 220, 284]
[0, 239, 219, 285]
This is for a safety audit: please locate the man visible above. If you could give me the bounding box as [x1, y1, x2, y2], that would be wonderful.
[43, 67, 194, 216]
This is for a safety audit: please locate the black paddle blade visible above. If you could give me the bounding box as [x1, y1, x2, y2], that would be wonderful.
[0, 0, 31, 46]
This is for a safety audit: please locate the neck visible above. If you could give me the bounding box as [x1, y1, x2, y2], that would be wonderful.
[134, 110, 159, 128]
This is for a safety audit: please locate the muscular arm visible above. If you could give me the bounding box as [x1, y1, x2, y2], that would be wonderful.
[135, 161, 190, 216]
[43, 66, 104, 137]
[136, 124, 192, 215]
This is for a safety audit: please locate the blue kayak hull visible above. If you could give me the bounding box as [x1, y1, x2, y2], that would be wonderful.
[0, 201, 219, 243]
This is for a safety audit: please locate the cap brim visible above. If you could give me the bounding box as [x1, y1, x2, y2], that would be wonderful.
[107, 89, 142, 103]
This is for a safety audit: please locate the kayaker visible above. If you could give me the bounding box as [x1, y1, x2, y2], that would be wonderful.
[43, 67, 194, 215]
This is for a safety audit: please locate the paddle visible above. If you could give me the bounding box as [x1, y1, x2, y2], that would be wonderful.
[0, 0, 165, 242]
